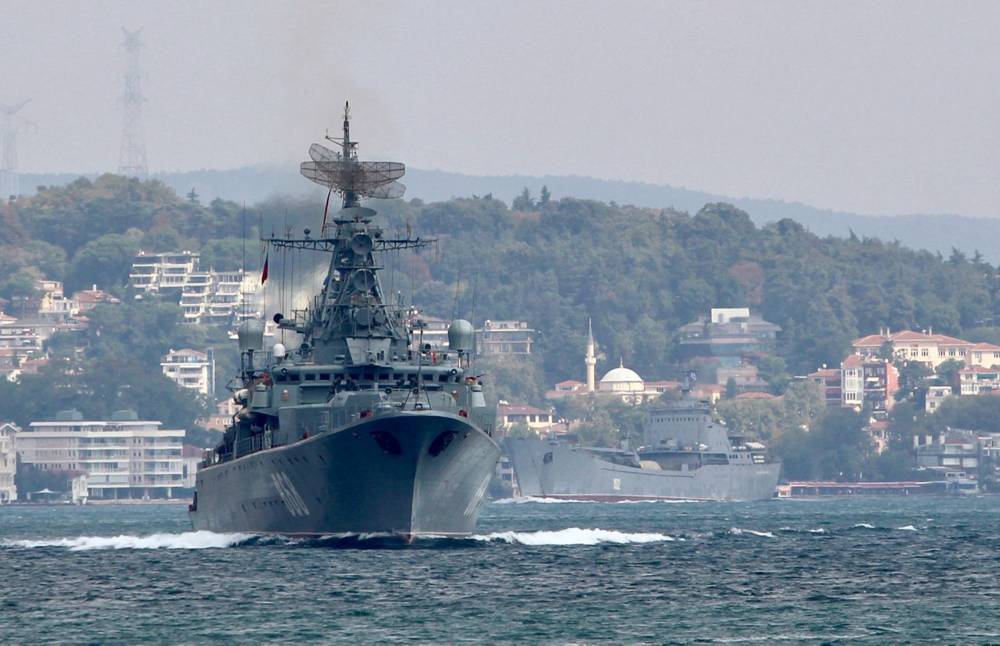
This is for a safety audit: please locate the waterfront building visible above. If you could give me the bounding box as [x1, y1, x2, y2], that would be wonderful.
[476, 320, 535, 356]
[181, 445, 204, 488]
[915, 433, 979, 486]
[0, 422, 18, 502]
[17, 409, 185, 500]
[161, 348, 214, 397]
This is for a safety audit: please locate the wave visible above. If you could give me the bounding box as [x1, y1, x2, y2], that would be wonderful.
[728, 527, 775, 538]
[896, 525, 919, 531]
[475, 527, 677, 545]
[1, 531, 255, 551]
[853, 523, 876, 529]
[778, 526, 827, 534]
[491, 496, 703, 505]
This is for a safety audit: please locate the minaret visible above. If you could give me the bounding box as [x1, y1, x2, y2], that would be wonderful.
[585, 318, 597, 393]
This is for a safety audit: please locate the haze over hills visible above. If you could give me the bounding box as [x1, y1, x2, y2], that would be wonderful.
[20, 168, 1000, 262]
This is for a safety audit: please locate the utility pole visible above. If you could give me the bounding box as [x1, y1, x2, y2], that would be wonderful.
[119, 27, 148, 178]
[0, 99, 33, 199]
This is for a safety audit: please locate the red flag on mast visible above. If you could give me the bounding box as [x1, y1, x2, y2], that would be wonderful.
[260, 251, 269, 285]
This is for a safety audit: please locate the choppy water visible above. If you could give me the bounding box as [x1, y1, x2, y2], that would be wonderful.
[1, 496, 999, 643]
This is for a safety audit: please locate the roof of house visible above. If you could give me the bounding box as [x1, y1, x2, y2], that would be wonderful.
[842, 354, 865, 368]
[969, 342, 1000, 352]
[852, 334, 888, 347]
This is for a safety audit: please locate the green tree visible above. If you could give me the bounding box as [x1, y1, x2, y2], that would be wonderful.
[67, 234, 140, 292]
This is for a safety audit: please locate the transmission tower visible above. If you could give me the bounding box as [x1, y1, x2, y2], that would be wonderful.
[118, 27, 148, 178]
[0, 99, 33, 199]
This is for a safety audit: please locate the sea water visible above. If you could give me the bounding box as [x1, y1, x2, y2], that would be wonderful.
[1, 496, 998, 643]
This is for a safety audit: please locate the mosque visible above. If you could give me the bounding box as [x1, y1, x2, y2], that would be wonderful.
[547, 320, 676, 404]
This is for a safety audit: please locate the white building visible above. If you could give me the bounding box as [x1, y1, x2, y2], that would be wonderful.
[597, 360, 666, 404]
[129, 250, 201, 293]
[180, 271, 260, 325]
[17, 410, 186, 500]
[0, 422, 18, 502]
[476, 320, 535, 356]
[161, 348, 214, 397]
[926, 385, 954, 413]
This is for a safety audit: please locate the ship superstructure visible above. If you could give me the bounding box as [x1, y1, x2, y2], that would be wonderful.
[190, 104, 500, 537]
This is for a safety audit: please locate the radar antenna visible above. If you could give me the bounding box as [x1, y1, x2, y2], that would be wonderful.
[299, 102, 406, 207]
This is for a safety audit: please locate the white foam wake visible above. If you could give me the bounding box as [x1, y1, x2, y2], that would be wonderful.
[896, 525, 919, 532]
[475, 527, 676, 545]
[853, 523, 876, 529]
[2, 531, 254, 551]
[729, 527, 775, 538]
[491, 496, 594, 505]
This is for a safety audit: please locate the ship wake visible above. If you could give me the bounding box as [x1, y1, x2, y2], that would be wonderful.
[1, 531, 257, 551]
[474, 527, 678, 545]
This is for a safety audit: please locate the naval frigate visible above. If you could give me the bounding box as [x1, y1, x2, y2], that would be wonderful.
[505, 386, 780, 502]
[189, 104, 501, 537]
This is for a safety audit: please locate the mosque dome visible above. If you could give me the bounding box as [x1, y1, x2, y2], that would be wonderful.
[599, 360, 645, 392]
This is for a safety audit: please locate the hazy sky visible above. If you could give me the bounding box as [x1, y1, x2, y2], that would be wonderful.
[4, 0, 1000, 217]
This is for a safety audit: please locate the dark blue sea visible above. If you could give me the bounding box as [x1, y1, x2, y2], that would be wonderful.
[1, 496, 998, 643]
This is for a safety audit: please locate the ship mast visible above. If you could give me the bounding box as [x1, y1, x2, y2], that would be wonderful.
[260, 103, 432, 363]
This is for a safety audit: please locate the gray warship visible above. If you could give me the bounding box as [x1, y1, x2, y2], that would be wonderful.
[505, 386, 780, 502]
[190, 104, 501, 537]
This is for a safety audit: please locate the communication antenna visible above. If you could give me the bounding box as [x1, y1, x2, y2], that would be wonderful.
[299, 102, 406, 211]
[118, 27, 148, 178]
[0, 99, 35, 198]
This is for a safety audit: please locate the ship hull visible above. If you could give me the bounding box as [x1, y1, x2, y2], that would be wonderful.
[504, 438, 780, 502]
[190, 412, 500, 537]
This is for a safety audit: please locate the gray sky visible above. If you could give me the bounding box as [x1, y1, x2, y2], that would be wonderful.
[4, 0, 1000, 216]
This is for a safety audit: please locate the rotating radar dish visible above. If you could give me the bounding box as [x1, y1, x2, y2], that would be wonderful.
[299, 159, 406, 199]
[309, 142, 341, 163]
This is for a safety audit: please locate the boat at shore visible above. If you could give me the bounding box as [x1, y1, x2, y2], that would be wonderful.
[505, 393, 780, 502]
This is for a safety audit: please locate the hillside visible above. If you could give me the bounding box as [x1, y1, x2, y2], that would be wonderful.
[21, 168, 1000, 262]
[5, 176, 998, 399]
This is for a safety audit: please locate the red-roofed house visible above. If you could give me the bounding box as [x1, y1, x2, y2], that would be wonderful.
[851, 328, 976, 369]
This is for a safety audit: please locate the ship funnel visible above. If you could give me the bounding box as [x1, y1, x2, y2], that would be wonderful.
[237, 319, 265, 353]
[448, 319, 475, 353]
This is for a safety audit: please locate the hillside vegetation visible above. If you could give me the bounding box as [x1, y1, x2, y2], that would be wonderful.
[5, 175, 999, 400]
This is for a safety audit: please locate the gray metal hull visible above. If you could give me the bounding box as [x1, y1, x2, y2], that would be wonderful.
[505, 438, 780, 502]
[191, 412, 500, 536]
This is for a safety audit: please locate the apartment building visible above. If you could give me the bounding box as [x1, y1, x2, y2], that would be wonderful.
[17, 409, 186, 500]
[0, 422, 17, 503]
[161, 348, 214, 397]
